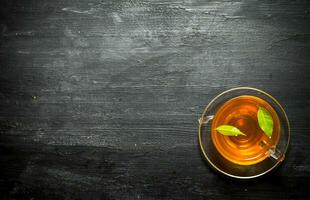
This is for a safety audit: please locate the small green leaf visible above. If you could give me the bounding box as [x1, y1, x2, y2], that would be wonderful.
[216, 125, 246, 136]
[257, 107, 274, 138]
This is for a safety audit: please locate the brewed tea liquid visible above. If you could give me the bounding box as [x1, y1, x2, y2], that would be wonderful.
[211, 95, 280, 165]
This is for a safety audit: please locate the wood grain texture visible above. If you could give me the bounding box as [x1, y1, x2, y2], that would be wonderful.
[0, 0, 309, 199]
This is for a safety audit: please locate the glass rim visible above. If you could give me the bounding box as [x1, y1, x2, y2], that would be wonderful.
[198, 87, 291, 179]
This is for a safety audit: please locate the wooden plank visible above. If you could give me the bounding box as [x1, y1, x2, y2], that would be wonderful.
[0, 0, 309, 199]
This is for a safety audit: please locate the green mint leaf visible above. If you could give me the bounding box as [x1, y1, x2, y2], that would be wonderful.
[257, 107, 274, 138]
[216, 125, 246, 136]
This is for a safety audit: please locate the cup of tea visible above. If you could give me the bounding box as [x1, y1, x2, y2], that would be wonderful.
[198, 87, 290, 179]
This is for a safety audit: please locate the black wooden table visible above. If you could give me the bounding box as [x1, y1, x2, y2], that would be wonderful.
[1, 0, 309, 199]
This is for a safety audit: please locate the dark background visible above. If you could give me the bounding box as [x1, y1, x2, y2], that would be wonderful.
[0, 0, 309, 199]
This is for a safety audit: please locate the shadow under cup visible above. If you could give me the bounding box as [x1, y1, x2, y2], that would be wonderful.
[198, 87, 290, 179]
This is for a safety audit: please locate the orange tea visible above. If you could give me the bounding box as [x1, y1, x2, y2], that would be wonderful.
[211, 95, 281, 165]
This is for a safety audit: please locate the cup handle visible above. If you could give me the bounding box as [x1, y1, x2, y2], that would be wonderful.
[268, 147, 285, 162]
[198, 115, 214, 125]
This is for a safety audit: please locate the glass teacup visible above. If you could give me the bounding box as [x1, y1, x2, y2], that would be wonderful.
[198, 87, 290, 179]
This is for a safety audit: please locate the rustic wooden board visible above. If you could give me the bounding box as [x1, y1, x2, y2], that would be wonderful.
[0, 0, 309, 199]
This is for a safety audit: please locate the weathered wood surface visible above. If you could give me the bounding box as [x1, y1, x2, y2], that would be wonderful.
[0, 0, 309, 199]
